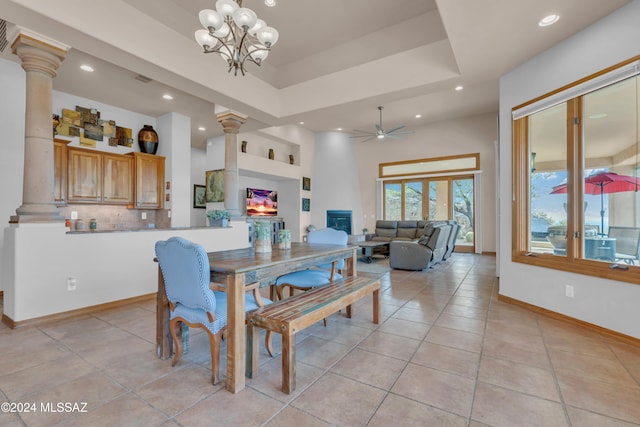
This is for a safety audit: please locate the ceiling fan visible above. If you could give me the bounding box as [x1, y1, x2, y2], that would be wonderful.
[351, 106, 414, 143]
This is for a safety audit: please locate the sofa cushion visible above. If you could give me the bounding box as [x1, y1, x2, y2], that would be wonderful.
[375, 220, 398, 239]
[396, 221, 418, 239]
[416, 220, 428, 238]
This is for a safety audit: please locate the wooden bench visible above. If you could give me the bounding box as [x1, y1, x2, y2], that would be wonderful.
[246, 272, 382, 394]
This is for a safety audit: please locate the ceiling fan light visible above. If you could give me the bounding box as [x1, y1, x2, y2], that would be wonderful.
[199, 9, 223, 31]
[216, 0, 239, 18]
[257, 26, 279, 47]
[232, 7, 257, 29]
[377, 134, 385, 139]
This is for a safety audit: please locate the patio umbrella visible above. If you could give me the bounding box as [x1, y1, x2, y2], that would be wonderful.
[550, 171, 640, 234]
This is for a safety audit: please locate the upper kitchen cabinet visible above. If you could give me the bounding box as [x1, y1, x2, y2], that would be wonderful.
[67, 147, 102, 203]
[53, 138, 70, 205]
[131, 152, 165, 209]
[103, 153, 134, 205]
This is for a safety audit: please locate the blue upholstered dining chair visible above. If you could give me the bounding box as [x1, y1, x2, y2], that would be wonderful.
[274, 228, 348, 325]
[155, 237, 272, 385]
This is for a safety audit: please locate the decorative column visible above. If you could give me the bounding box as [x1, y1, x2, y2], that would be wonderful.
[216, 111, 247, 217]
[11, 29, 68, 223]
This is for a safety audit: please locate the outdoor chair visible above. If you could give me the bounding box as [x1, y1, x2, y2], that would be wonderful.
[155, 237, 272, 384]
[608, 226, 640, 265]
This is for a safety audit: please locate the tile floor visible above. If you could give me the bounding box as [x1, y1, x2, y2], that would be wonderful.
[1, 254, 639, 426]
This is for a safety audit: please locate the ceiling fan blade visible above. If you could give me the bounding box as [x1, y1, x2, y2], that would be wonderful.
[360, 136, 378, 143]
[389, 130, 415, 135]
[385, 125, 405, 134]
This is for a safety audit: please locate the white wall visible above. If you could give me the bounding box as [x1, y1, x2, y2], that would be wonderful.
[499, 0, 640, 338]
[0, 58, 25, 293]
[313, 132, 364, 235]
[354, 114, 497, 252]
[157, 112, 191, 227]
[191, 147, 208, 227]
[3, 222, 248, 322]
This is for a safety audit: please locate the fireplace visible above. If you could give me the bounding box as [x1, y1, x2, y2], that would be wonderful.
[326, 210, 352, 235]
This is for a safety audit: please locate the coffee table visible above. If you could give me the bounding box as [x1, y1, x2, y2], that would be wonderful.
[358, 241, 389, 263]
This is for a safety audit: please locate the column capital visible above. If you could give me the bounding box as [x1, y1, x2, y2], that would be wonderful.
[216, 111, 247, 134]
[11, 28, 68, 77]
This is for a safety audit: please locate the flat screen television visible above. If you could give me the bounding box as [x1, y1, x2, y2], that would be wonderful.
[246, 187, 278, 217]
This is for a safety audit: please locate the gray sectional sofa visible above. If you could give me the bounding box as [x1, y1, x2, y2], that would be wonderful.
[386, 220, 460, 270]
[370, 220, 429, 243]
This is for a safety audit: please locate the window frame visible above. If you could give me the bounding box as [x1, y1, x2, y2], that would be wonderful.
[511, 56, 640, 285]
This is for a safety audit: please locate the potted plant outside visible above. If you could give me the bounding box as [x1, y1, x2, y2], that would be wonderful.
[207, 209, 230, 227]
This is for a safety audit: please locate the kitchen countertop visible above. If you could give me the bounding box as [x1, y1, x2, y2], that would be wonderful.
[66, 226, 224, 234]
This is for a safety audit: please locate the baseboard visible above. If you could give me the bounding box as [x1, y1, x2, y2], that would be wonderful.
[498, 294, 640, 347]
[1, 293, 156, 329]
[482, 251, 497, 256]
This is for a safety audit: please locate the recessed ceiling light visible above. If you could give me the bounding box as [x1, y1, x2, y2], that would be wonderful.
[455, 85, 464, 91]
[80, 64, 94, 72]
[265, 0, 276, 6]
[539, 14, 559, 27]
[162, 94, 174, 100]
[336, 127, 343, 131]
[198, 126, 206, 131]
[299, 121, 304, 125]
[415, 114, 422, 119]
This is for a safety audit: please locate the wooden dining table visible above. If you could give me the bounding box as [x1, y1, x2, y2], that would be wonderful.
[156, 241, 358, 393]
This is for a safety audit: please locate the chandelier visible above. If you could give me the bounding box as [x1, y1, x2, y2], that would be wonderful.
[195, 0, 279, 76]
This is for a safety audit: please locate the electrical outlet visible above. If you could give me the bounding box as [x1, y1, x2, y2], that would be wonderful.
[141, 212, 147, 220]
[71, 211, 78, 220]
[565, 285, 574, 298]
[67, 277, 77, 291]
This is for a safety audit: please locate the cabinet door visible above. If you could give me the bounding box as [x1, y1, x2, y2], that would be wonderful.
[68, 148, 102, 203]
[134, 153, 165, 209]
[103, 154, 134, 204]
[53, 139, 69, 205]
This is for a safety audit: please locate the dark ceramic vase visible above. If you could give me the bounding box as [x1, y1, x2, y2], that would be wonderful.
[138, 125, 158, 154]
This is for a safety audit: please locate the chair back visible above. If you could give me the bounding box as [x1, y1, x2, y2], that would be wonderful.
[308, 228, 348, 269]
[155, 237, 216, 313]
[608, 226, 640, 257]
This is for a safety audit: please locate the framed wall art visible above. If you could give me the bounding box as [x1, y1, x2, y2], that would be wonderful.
[302, 198, 310, 212]
[193, 184, 206, 208]
[302, 176, 311, 191]
[206, 169, 225, 202]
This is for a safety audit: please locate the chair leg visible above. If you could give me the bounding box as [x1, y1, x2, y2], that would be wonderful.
[206, 329, 222, 385]
[170, 319, 183, 366]
[265, 330, 274, 357]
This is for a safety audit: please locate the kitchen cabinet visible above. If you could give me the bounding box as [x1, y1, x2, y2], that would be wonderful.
[103, 153, 134, 204]
[53, 138, 70, 205]
[131, 152, 165, 209]
[67, 147, 136, 205]
[67, 147, 102, 203]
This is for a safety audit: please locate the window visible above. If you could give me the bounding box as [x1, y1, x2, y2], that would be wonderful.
[512, 57, 640, 284]
[381, 154, 478, 252]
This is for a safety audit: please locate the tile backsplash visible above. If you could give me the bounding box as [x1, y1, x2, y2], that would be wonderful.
[58, 205, 171, 231]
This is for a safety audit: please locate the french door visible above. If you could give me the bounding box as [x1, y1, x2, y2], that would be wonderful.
[384, 175, 475, 252]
